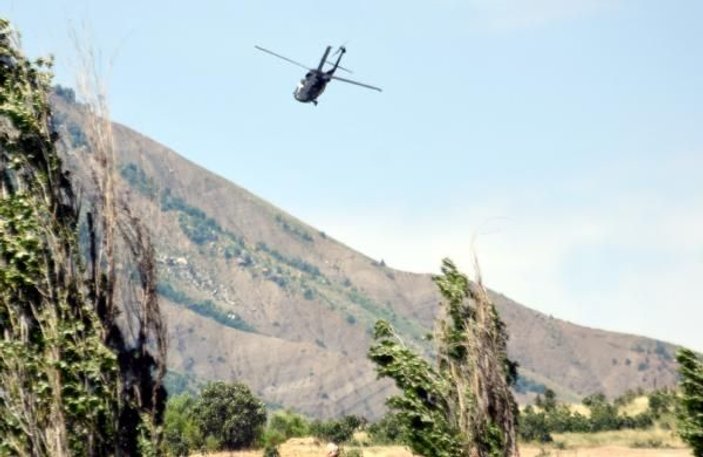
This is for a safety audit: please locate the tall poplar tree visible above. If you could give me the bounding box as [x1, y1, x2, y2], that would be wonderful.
[369, 259, 519, 457]
[677, 347, 703, 457]
[0, 18, 166, 455]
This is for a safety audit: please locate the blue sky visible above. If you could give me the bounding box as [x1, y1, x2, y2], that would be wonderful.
[7, 0, 703, 351]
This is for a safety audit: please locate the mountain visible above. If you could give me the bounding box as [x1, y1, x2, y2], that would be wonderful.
[50, 90, 680, 419]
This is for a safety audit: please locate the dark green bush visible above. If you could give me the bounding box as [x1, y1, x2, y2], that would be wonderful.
[368, 413, 404, 445]
[194, 381, 267, 451]
[310, 415, 363, 444]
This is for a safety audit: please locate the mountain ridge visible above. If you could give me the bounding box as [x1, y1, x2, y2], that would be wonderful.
[51, 90, 679, 419]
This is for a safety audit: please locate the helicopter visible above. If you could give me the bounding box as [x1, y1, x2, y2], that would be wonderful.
[255, 45, 382, 105]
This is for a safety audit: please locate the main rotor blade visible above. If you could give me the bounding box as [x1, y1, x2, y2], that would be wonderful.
[330, 75, 382, 92]
[324, 61, 353, 74]
[254, 46, 310, 70]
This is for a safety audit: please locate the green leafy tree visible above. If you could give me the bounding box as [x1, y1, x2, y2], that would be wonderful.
[368, 412, 404, 445]
[162, 394, 203, 456]
[193, 381, 267, 451]
[310, 415, 362, 444]
[676, 347, 703, 456]
[542, 388, 558, 412]
[267, 410, 311, 441]
[582, 393, 620, 432]
[0, 18, 166, 456]
[648, 388, 675, 419]
[518, 406, 552, 443]
[368, 259, 519, 457]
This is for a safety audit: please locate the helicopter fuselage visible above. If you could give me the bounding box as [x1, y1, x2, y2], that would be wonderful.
[293, 70, 332, 105]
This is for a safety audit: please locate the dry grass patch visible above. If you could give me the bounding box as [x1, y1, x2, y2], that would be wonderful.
[520, 445, 691, 457]
[191, 435, 691, 457]
[189, 438, 414, 457]
[551, 426, 684, 449]
[620, 396, 650, 416]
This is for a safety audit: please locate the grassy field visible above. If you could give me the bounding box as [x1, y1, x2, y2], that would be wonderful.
[190, 432, 691, 457]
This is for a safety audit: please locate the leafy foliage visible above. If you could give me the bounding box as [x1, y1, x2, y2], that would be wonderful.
[0, 18, 166, 455]
[367, 412, 404, 444]
[157, 280, 256, 332]
[310, 415, 364, 444]
[648, 388, 676, 418]
[518, 406, 553, 443]
[368, 259, 519, 457]
[676, 347, 703, 456]
[519, 388, 666, 442]
[193, 381, 267, 451]
[266, 410, 312, 442]
[162, 394, 203, 456]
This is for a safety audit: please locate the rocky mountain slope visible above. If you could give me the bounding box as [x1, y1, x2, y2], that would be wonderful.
[51, 90, 680, 419]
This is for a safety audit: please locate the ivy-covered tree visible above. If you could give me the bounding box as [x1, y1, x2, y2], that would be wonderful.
[368, 259, 519, 457]
[0, 18, 166, 455]
[676, 347, 703, 456]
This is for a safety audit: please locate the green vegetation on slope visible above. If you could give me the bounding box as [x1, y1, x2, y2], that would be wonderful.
[119, 162, 430, 348]
[157, 280, 256, 332]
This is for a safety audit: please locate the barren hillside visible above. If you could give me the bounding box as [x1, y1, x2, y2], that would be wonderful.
[51, 91, 679, 419]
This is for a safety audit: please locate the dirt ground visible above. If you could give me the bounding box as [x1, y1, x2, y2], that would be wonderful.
[190, 437, 692, 457]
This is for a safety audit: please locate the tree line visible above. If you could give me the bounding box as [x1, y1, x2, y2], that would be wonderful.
[518, 387, 675, 443]
[162, 381, 367, 456]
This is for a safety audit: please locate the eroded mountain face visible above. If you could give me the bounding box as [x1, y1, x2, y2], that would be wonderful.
[52, 92, 678, 419]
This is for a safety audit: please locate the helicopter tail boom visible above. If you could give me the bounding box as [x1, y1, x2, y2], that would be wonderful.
[317, 46, 333, 71]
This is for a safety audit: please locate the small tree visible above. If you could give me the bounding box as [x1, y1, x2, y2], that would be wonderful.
[676, 348, 703, 456]
[268, 410, 310, 438]
[310, 415, 362, 444]
[518, 406, 552, 443]
[582, 393, 619, 432]
[162, 394, 202, 456]
[542, 389, 557, 412]
[193, 381, 267, 451]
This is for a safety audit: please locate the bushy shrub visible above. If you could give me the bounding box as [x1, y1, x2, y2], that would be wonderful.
[310, 415, 364, 444]
[193, 381, 267, 451]
[368, 413, 404, 445]
[162, 394, 203, 456]
[519, 406, 552, 443]
[266, 409, 312, 442]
